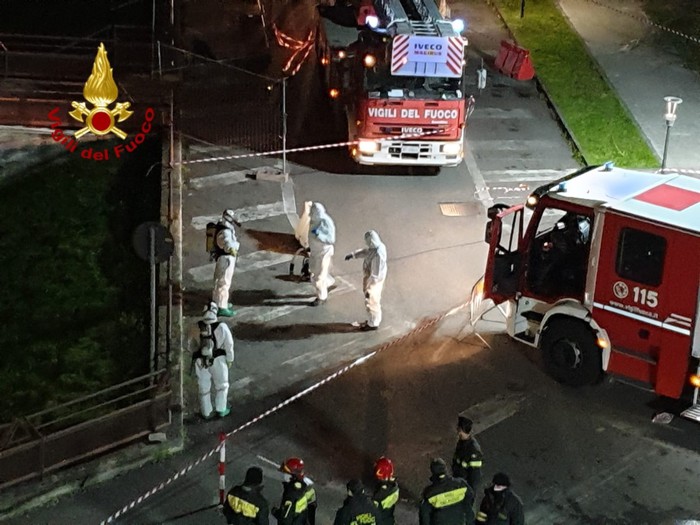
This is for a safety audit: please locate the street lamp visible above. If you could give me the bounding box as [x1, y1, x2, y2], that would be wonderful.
[661, 96, 682, 171]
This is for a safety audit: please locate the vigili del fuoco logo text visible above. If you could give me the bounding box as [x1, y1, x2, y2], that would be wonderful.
[47, 43, 155, 161]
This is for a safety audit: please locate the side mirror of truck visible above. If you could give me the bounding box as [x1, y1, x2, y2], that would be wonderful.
[487, 203, 510, 220]
[485, 220, 493, 244]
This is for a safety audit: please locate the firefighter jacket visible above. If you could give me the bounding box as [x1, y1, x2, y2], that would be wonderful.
[333, 493, 380, 525]
[272, 478, 317, 525]
[475, 487, 524, 525]
[452, 436, 483, 492]
[372, 479, 399, 525]
[223, 483, 270, 525]
[419, 474, 475, 525]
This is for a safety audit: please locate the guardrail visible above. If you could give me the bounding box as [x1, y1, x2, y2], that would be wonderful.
[0, 369, 171, 490]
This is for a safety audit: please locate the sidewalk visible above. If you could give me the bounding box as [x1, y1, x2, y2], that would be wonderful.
[558, 0, 700, 173]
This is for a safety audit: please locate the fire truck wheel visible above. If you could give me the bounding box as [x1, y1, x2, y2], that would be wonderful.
[540, 318, 602, 387]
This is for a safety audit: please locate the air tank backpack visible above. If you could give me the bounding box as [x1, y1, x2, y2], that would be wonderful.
[194, 320, 223, 368]
[205, 222, 218, 257]
[206, 222, 232, 261]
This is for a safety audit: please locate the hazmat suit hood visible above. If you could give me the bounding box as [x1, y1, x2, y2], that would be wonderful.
[309, 202, 336, 245]
[364, 230, 382, 249]
[310, 202, 326, 222]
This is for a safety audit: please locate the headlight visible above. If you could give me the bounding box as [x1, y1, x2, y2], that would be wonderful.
[442, 142, 462, 155]
[358, 140, 379, 154]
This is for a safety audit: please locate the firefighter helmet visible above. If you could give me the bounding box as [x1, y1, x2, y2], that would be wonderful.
[281, 457, 305, 478]
[374, 456, 394, 481]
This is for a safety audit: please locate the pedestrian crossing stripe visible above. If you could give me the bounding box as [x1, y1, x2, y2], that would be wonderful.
[188, 170, 250, 190]
[187, 251, 296, 282]
[184, 275, 356, 324]
[191, 201, 286, 229]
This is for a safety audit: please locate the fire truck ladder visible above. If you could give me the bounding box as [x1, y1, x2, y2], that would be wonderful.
[373, 0, 455, 37]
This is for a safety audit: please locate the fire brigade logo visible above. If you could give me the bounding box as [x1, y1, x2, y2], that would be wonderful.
[613, 281, 629, 299]
[69, 43, 132, 139]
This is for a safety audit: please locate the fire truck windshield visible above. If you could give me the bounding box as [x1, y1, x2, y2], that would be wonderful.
[364, 63, 462, 100]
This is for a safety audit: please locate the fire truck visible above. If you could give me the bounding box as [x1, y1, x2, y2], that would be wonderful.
[477, 164, 700, 422]
[316, 0, 473, 166]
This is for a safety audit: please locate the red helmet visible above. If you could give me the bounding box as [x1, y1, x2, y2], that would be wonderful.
[374, 457, 394, 481]
[281, 457, 305, 478]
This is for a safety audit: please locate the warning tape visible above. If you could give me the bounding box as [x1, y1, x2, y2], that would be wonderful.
[659, 167, 700, 175]
[585, 0, 700, 45]
[100, 301, 469, 524]
[180, 127, 454, 166]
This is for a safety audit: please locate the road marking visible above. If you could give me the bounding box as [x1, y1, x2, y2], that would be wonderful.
[188, 170, 250, 189]
[479, 168, 573, 181]
[231, 377, 253, 389]
[464, 141, 492, 208]
[232, 277, 355, 323]
[187, 251, 295, 282]
[282, 351, 317, 366]
[459, 393, 526, 434]
[191, 201, 286, 229]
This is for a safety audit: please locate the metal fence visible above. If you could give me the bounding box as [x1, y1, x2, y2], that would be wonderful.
[0, 369, 171, 490]
[0, 30, 152, 81]
[156, 42, 283, 151]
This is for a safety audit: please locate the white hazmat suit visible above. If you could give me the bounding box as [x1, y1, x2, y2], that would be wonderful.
[212, 210, 240, 316]
[346, 230, 387, 328]
[308, 202, 336, 304]
[192, 311, 235, 418]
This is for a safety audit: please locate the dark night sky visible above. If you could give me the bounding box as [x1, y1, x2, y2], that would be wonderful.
[0, 0, 150, 35]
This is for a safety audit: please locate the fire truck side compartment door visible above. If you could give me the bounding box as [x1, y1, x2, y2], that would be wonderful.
[593, 213, 696, 398]
[483, 204, 525, 304]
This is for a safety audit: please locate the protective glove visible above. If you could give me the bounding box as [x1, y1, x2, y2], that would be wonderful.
[311, 228, 318, 236]
[365, 292, 370, 299]
[344, 253, 353, 261]
[227, 361, 233, 369]
[228, 248, 238, 257]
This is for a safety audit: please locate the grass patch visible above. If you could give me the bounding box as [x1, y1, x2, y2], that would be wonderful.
[0, 138, 161, 423]
[491, 0, 658, 168]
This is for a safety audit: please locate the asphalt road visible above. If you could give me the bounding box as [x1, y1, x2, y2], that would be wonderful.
[6, 312, 700, 524]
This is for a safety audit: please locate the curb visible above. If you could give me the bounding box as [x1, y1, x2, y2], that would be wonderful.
[555, 0, 661, 164]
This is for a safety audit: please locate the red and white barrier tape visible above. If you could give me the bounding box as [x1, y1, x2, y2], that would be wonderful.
[218, 432, 226, 507]
[585, 0, 700, 45]
[273, 24, 316, 76]
[99, 301, 468, 524]
[659, 167, 700, 175]
[180, 128, 454, 166]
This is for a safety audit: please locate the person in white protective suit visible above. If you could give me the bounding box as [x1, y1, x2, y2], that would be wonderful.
[192, 302, 234, 419]
[308, 202, 336, 306]
[345, 230, 387, 330]
[212, 209, 240, 317]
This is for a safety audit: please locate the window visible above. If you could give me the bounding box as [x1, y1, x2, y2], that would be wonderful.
[526, 207, 592, 298]
[615, 228, 666, 286]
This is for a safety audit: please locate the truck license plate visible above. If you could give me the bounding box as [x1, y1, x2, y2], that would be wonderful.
[403, 145, 420, 154]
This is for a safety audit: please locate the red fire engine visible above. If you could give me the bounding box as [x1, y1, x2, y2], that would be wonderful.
[316, 0, 474, 166]
[477, 164, 700, 422]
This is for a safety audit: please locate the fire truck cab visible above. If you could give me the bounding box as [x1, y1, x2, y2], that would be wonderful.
[480, 164, 700, 421]
[316, 0, 472, 166]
